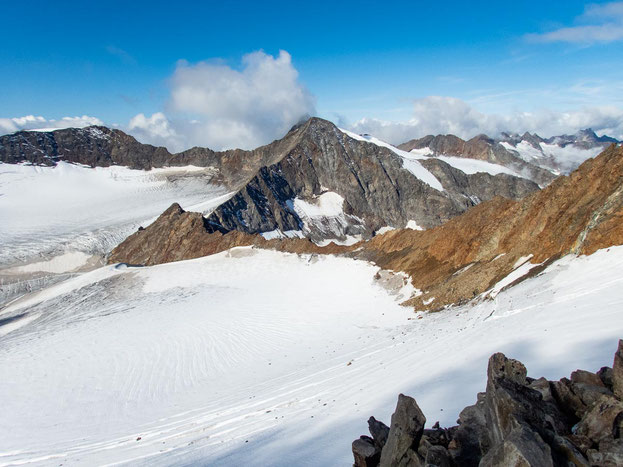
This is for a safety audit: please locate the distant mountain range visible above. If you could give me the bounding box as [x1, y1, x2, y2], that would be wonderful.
[1, 119, 619, 247]
[399, 128, 619, 180]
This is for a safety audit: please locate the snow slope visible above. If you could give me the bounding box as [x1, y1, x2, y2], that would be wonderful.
[0, 162, 232, 268]
[339, 129, 523, 188]
[1, 246, 622, 466]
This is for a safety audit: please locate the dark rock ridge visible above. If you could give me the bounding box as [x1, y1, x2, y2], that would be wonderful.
[201, 118, 539, 242]
[352, 340, 623, 466]
[0, 118, 539, 242]
[108, 202, 352, 266]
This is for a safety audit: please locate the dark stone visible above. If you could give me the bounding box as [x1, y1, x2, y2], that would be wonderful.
[479, 425, 553, 467]
[368, 416, 390, 449]
[587, 438, 623, 466]
[575, 395, 623, 443]
[484, 353, 546, 445]
[447, 393, 489, 467]
[379, 394, 426, 467]
[549, 434, 589, 466]
[353, 436, 381, 467]
[423, 445, 452, 467]
[598, 366, 614, 391]
[570, 381, 613, 409]
[551, 378, 587, 420]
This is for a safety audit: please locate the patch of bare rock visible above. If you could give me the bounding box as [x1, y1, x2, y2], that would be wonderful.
[352, 340, 623, 466]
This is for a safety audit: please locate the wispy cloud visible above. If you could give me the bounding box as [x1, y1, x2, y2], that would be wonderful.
[526, 1, 623, 44]
[105, 45, 136, 65]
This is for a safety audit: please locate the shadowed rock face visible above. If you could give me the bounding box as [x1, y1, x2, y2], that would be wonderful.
[202, 118, 539, 242]
[353, 341, 623, 467]
[108, 202, 352, 267]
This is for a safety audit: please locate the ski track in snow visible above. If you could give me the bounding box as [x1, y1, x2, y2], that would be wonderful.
[1, 246, 622, 466]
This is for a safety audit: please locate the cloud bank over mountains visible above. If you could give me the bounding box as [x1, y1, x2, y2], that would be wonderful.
[1, 48, 623, 151]
[128, 50, 315, 152]
[349, 96, 623, 145]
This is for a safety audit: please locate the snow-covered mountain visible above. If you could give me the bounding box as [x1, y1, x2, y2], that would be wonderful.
[0, 118, 538, 265]
[398, 128, 620, 182]
[499, 128, 620, 175]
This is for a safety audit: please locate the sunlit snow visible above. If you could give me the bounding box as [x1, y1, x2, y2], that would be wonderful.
[1, 246, 622, 466]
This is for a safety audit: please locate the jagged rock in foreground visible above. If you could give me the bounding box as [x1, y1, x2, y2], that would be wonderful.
[353, 340, 623, 467]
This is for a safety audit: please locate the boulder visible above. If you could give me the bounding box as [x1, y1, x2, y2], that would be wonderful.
[570, 369, 604, 387]
[353, 436, 381, 467]
[423, 445, 452, 467]
[586, 438, 623, 466]
[479, 425, 553, 467]
[598, 366, 614, 390]
[575, 395, 623, 443]
[368, 416, 390, 449]
[379, 394, 426, 467]
[551, 378, 587, 420]
[447, 392, 489, 467]
[483, 353, 550, 446]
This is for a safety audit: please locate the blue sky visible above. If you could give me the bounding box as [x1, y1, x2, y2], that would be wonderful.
[2, 0, 623, 150]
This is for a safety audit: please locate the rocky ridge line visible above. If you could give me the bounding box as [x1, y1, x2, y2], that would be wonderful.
[352, 340, 623, 466]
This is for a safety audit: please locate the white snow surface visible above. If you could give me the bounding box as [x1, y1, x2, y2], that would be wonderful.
[339, 129, 445, 192]
[406, 220, 424, 230]
[1, 246, 623, 466]
[435, 155, 521, 177]
[0, 162, 232, 267]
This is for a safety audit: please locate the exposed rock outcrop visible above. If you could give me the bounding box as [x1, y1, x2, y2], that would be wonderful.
[362, 143, 623, 310]
[398, 129, 620, 184]
[353, 340, 623, 466]
[108, 203, 351, 266]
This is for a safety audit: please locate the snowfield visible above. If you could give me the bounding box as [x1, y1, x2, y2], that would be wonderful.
[1, 246, 622, 466]
[0, 162, 231, 269]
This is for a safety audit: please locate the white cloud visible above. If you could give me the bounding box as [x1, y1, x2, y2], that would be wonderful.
[0, 115, 104, 135]
[163, 49, 315, 151]
[128, 112, 184, 150]
[527, 1, 623, 44]
[348, 96, 623, 144]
